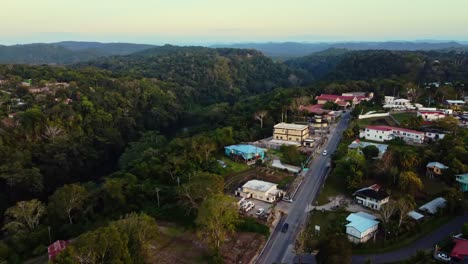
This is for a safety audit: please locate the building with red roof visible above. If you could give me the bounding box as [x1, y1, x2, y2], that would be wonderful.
[451, 238, 468, 262]
[417, 111, 446, 121]
[48, 240, 70, 261]
[315, 94, 360, 107]
[359, 125, 425, 143]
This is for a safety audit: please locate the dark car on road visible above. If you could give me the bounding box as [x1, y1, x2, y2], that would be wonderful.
[281, 223, 289, 233]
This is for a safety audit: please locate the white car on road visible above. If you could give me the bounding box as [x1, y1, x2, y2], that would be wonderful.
[322, 150, 327, 156]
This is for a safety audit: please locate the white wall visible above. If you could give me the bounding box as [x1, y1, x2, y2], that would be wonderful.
[358, 113, 390, 119]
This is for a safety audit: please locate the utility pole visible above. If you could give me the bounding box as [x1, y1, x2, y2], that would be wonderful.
[48, 226, 52, 244]
[155, 187, 160, 208]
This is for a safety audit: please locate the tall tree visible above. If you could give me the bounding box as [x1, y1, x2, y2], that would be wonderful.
[179, 172, 224, 213]
[253, 110, 267, 129]
[48, 184, 89, 224]
[196, 195, 238, 253]
[2, 199, 45, 235]
[398, 171, 423, 195]
[396, 196, 415, 233]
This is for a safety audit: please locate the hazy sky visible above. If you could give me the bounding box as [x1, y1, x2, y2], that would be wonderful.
[2, 0, 468, 45]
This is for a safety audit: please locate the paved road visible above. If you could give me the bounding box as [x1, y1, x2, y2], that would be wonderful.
[257, 112, 351, 264]
[352, 212, 468, 264]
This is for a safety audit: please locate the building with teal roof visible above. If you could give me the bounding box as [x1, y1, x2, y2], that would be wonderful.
[456, 173, 468, 192]
[346, 212, 379, 243]
[224, 144, 265, 165]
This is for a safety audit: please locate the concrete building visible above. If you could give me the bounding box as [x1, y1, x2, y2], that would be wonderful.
[423, 129, 446, 141]
[273, 122, 309, 145]
[417, 111, 446, 121]
[236, 179, 281, 203]
[383, 97, 414, 110]
[346, 212, 379, 243]
[353, 184, 390, 210]
[359, 125, 425, 143]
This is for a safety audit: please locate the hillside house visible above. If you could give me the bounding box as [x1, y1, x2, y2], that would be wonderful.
[348, 139, 388, 159]
[235, 180, 281, 203]
[359, 125, 424, 143]
[426, 162, 448, 178]
[455, 173, 468, 192]
[383, 98, 414, 110]
[273, 122, 310, 146]
[417, 111, 446, 121]
[345, 212, 379, 243]
[423, 129, 446, 141]
[353, 184, 390, 210]
[315, 94, 358, 108]
[224, 144, 265, 165]
[445, 100, 465, 110]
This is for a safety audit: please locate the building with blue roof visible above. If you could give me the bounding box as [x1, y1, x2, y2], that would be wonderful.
[456, 173, 468, 192]
[348, 139, 388, 159]
[426, 162, 449, 178]
[346, 212, 379, 243]
[224, 144, 265, 165]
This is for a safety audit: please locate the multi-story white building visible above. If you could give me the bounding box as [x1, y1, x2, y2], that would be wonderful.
[417, 111, 446, 121]
[360, 125, 425, 143]
[383, 97, 414, 110]
[353, 184, 390, 210]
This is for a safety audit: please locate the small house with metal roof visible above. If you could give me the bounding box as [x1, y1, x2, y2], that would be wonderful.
[346, 212, 379, 243]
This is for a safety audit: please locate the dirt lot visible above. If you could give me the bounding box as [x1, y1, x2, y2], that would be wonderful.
[224, 167, 293, 193]
[148, 223, 265, 264]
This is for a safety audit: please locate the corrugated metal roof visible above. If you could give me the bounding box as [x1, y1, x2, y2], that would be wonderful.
[426, 162, 448, 169]
[419, 197, 447, 214]
[346, 212, 379, 233]
[242, 179, 276, 192]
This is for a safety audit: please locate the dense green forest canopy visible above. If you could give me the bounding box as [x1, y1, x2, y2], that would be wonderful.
[286, 49, 468, 84]
[78, 45, 292, 104]
[0, 45, 467, 263]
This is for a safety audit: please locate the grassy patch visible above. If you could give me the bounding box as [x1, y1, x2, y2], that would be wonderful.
[353, 215, 454, 254]
[357, 116, 397, 127]
[219, 157, 250, 175]
[302, 210, 349, 251]
[391, 112, 416, 123]
[316, 172, 348, 205]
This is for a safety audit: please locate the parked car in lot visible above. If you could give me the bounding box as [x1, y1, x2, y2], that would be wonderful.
[282, 196, 293, 203]
[322, 150, 327, 156]
[281, 223, 289, 233]
[217, 160, 227, 168]
[256, 208, 265, 215]
[435, 252, 450, 262]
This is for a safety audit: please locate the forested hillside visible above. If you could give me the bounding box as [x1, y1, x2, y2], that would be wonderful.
[0, 42, 155, 65]
[1, 45, 468, 263]
[286, 49, 468, 84]
[79, 45, 292, 104]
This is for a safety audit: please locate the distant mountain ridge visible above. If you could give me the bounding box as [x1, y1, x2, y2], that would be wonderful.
[0, 41, 156, 64]
[212, 41, 468, 58]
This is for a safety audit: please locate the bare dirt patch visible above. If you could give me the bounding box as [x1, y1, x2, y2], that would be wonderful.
[224, 167, 293, 193]
[148, 223, 265, 264]
[221, 232, 266, 264]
